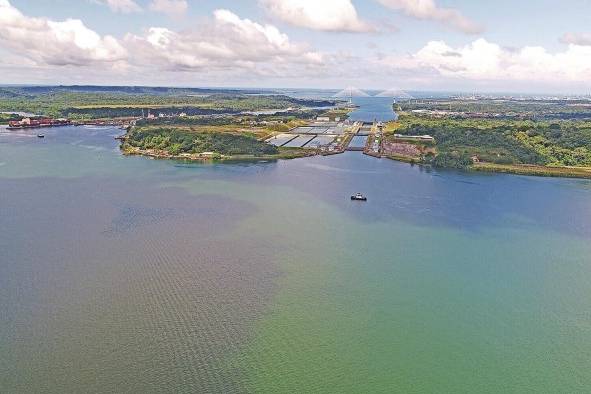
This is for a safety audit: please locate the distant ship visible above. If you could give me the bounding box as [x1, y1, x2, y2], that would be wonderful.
[8, 117, 71, 130]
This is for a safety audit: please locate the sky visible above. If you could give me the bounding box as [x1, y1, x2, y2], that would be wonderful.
[1, 0, 591, 93]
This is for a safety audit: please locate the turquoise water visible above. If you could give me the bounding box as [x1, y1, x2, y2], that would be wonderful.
[1, 126, 591, 393]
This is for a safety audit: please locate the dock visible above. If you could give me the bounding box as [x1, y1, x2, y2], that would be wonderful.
[344, 122, 375, 151]
[264, 119, 387, 156]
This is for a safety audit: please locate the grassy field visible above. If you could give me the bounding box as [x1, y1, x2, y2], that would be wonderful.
[472, 162, 591, 179]
[318, 107, 352, 121]
[383, 120, 402, 133]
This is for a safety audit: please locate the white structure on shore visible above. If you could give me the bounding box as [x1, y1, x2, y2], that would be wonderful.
[394, 134, 434, 142]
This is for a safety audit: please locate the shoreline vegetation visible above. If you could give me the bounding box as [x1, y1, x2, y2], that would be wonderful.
[381, 105, 591, 179]
[0, 112, 23, 125]
[119, 110, 341, 162]
[2, 85, 591, 179]
[118, 103, 353, 162]
[471, 162, 591, 179]
[0, 85, 336, 119]
[381, 156, 591, 179]
[121, 145, 315, 162]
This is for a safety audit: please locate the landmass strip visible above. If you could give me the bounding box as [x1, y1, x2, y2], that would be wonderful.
[2, 86, 591, 179]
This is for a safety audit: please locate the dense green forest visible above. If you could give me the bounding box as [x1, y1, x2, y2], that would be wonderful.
[0, 113, 23, 124]
[0, 86, 336, 119]
[63, 106, 238, 119]
[399, 98, 591, 120]
[125, 126, 278, 157]
[394, 115, 591, 168]
[132, 111, 318, 128]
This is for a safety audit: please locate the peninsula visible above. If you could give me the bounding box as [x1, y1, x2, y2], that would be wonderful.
[2, 86, 591, 179]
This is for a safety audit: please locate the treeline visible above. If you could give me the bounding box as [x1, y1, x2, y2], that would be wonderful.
[400, 99, 591, 120]
[428, 152, 473, 169]
[0, 85, 326, 97]
[133, 110, 319, 127]
[0, 86, 267, 96]
[63, 107, 238, 119]
[0, 88, 336, 119]
[395, 116, 591, 168]
[125, 127, 278, 156]
[0, 113, 23, 124]
[135, 116, 237, 127]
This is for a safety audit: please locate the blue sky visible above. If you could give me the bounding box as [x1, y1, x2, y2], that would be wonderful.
[1, 0, 591, 93]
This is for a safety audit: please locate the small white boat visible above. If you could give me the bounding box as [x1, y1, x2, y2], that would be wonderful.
[351, 193, 367, 201]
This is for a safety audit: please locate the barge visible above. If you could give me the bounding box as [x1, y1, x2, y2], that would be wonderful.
[8, 117, 71, 130]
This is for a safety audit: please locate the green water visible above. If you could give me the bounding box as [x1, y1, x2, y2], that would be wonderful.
[1, 126, 591, 393]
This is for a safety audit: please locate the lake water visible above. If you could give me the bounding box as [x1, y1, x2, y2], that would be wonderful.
[2, 125, 591, 393]
[279, 89, 398, 122]
[348, 96, 398, 122]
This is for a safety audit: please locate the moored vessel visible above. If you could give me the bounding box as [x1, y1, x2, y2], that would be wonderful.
[8, 117, 71, 130]
[351, 193, 367, 201]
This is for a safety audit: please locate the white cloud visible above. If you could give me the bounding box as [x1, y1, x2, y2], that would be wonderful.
[259, 0, 374, 33]
[560, 32, 591, 46]
[149, 0, 188, 17]
[377, 0, 482, 34]
[0, 0, 127, 66]
[97, 0, 141, 13]
[125, 9, 327, 76]
[378, 38, 591, 83]
[6, 0, 590, 92]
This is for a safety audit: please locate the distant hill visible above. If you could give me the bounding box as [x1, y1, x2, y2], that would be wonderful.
[0, 85, 282, 97]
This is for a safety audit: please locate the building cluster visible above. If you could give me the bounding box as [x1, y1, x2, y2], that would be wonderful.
[317, 116, 341, 122]
[144, 110, 187, 120]
[393, 133, 434, 142]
